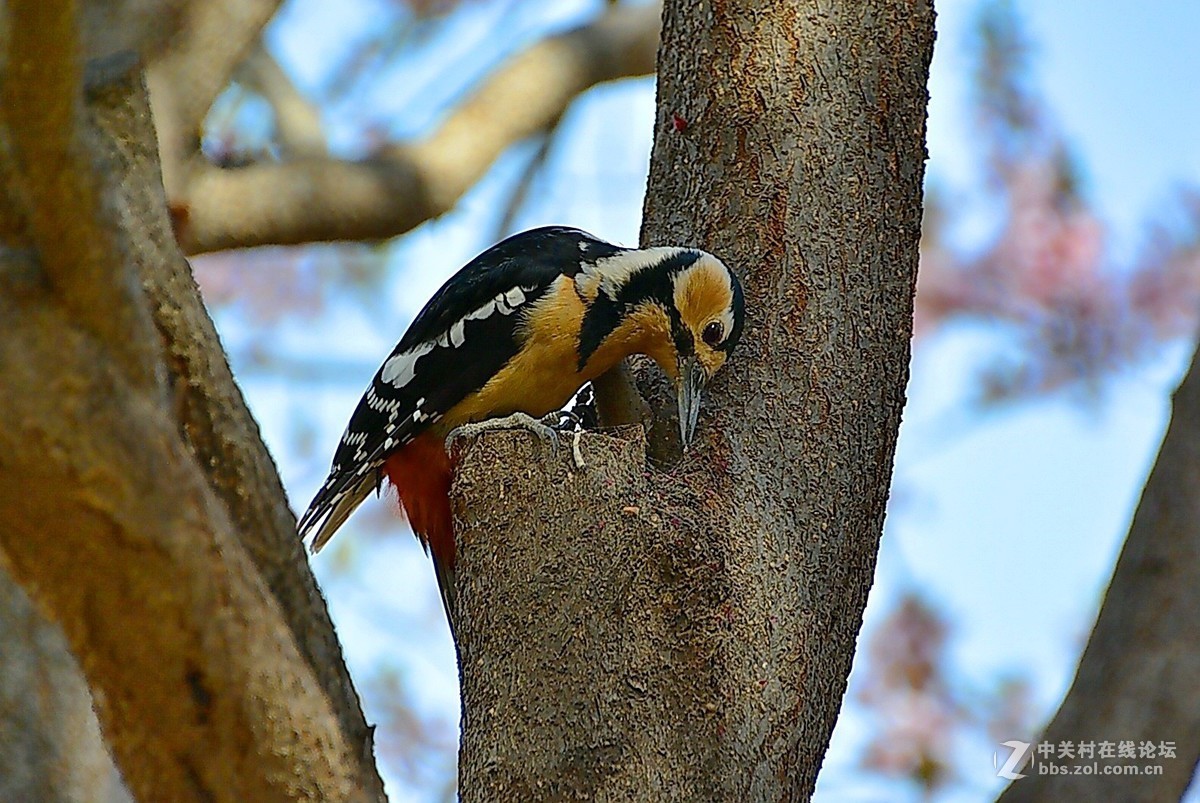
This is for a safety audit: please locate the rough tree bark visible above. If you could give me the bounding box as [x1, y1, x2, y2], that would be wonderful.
[456, 1, 934, 801]
[0, 567, 132, 803]
[0, 3, 385, 800]
[997, 343, 1200, 802]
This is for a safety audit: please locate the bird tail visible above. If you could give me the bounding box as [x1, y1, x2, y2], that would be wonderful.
[431, 554, 458, 642]
[297, 470, 376, 553]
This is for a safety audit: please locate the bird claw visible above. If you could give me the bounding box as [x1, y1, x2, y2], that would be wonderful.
[543, 412, 587, 470]
[570, 429, 586, 471]
[445, 411, 586, 470]
[539, 412, 590, 469]
[446, 412, 558, 450]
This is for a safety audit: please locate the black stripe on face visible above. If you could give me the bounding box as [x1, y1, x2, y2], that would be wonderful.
[576, 251, 702, 370]
[720, 267, 746, 355]
[673, 324, 695, 358]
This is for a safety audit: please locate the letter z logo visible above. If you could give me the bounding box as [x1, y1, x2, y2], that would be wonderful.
[994, 740, 1031, 780]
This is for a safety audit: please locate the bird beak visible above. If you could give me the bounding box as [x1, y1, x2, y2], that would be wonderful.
[676, 355, 706, 449]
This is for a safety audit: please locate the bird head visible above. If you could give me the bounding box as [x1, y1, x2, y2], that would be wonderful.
[665, 251, 745, 445]
[573, 239, 745, 447]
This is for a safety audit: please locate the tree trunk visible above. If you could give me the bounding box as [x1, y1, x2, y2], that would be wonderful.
[87, 56, 383, 788]
[455, 1, 934, 800]
[0, 566, 132, 803]
[0, 14, 385, 800]
[996, 342, 1200, 802]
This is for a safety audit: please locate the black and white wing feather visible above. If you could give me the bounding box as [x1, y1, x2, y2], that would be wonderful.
[296, 227, 618, 551]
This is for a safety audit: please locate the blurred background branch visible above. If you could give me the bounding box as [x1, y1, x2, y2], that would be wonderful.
[171, 1, 660, 253]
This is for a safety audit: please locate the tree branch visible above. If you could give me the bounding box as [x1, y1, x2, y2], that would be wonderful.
[0, 44, 387, 798]
[178, 1, 662, 254]
[997, 342, 1200, 803]
[456, 0, 934, 799]
[636, 0, 935, 794]
[1, 0, 159, 391]
[146, 0, 282, 195]
[0, 275, 366, 802]
[85, 56, 386, 799]
[455, 430, 737, 800]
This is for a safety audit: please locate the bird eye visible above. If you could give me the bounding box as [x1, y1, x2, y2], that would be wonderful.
[702, 321, 724, 347]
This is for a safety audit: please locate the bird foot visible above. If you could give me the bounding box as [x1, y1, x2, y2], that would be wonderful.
[446, 411, 564, 449]
[446, 412, 586, 470]
[546, 409, 588, 470]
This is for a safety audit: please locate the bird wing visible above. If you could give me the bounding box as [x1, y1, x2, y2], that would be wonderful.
[296, 228, 601, 550]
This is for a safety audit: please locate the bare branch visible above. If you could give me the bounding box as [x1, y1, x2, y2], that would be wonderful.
[237, 40, 328, 158]
[0, 0, 159, 390]
[997, 341, 1200, 803]
[179, 1, 662, 254]
[181, 153, 431, 252]
[146, 0, 282, 193]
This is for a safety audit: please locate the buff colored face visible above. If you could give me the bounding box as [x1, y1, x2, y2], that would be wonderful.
[673, 254, 739, 380]
[611, 253, 739, 447]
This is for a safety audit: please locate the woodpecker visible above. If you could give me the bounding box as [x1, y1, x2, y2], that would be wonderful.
[297, 226, 744, 630]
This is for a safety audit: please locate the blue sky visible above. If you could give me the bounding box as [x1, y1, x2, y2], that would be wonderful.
[227, 1, 1200, 800]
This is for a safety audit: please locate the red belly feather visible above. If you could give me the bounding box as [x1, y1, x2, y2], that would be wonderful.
[383, 432, 455, 568]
